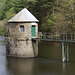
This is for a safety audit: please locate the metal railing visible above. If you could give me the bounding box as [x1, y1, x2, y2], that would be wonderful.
[37, 32, 75, 42]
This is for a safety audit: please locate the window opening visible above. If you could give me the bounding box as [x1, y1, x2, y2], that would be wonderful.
[20, 26, 24, 32]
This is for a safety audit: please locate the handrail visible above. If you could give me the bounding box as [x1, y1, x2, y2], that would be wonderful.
[37, 32, 75, 42]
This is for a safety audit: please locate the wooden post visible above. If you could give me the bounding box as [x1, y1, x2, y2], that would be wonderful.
[56, 33, 57, 40]
[62, 42, 65, 62]
[66, 43, 69, 61]
[63, 33, 64, 40]
[51, 33, 53, 40]
[66, 33, 67, 41]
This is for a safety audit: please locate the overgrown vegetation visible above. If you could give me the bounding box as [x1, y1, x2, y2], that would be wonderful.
[53, 0, 75, 33]
[0, 0, 75, 36]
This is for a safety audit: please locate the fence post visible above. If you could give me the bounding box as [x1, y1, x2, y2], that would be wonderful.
[50, 33, 51, 39]
[63, 33, 65, 40]
[56, 33, 57, 40]
[51, 33, 52, 40]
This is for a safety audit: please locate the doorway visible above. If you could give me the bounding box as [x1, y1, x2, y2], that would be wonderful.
[31, 25, 35, 37]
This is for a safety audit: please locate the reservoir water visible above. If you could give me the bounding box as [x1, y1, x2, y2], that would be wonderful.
[0, 36, 75, 75]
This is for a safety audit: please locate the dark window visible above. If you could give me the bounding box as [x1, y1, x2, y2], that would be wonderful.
[20, 26, 24, 32]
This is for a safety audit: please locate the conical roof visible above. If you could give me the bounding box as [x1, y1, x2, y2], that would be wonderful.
[8, 8, 39, 22]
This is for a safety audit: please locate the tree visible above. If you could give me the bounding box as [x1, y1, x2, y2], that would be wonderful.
[31, 0, 54, 32]
[53, 0, 75, 33]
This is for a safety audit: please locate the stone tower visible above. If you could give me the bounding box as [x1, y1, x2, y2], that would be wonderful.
[6, 8, 39, 58]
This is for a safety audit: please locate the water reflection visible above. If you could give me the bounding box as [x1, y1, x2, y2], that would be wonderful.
[0, 44, 10, 75]
[39, 41, 61, 60]
[62, 63, 69, 75]
[7, 58, 63, 75]
[5, 57, 75, 75]
[0, 36, 75, 75]
[7, 58, 34, 75]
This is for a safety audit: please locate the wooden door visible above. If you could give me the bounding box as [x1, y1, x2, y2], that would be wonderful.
[31, 25, 35, 37]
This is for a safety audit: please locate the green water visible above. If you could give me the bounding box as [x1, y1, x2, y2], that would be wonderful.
[39, 41, 75, 62]
[39, 41, 61, 60]
[0, 36, 75, 75]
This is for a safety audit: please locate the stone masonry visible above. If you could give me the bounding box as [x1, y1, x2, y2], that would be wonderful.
[6, 8, 39, 58]
[6, 22, 38, 57]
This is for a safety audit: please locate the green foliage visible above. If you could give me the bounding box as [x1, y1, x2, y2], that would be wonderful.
[5, 8, 16, 19]
[54, 0, 75, 33]
[31, 0, 54, 32]
[0, 19, 9, 36]
[0, 10, 6, 20]
[0, 7, 16, 36]
[0, 0, 54, 35]
[0, 0, 75, 36]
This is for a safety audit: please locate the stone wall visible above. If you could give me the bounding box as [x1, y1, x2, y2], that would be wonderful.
[6, 22, 38, 58]
[6, 37, 38, 57]
[9, 22, 38, 38]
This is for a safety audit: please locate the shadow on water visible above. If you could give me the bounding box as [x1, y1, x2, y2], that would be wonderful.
[39, 41, 61, 60]
[0, 36, 75, 75]
[39, 41, 75, 62]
